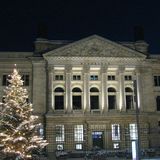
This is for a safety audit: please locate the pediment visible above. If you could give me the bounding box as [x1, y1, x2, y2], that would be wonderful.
[43, 35, 146, 59]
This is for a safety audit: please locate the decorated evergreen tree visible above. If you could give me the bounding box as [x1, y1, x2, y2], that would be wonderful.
[0, 68, 48, 159]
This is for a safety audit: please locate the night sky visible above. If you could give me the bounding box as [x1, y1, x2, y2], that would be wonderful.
[0, 0, 160, 54]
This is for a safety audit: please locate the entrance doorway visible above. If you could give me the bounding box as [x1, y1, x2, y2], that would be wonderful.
[92, 131, 104, 149]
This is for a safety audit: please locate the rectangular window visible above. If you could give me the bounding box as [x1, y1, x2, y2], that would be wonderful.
[55, 125, 64, 142]
[90, 96, 99, 109]
[55, 96, 64, 110]
[154, 76, 160, 86]
[74, 125, 83, 142]
[2, 75, 10, 86]
[129, 123, 137, 140]
[156, 96, 160, 111]
[125, 75, 132, 81]
[55, 75, 63, 80]
[108, 75, 115, 80]
[126, 95, 134, 109]
[73, 75, 81, 80]
[90, 75, 98, 80]
[112, 124, 120, 141]
[75, 144, 83, 150]
[22, 75, 29, 86]
[73, 96, 82, 110]
[38, 125, 44, 138]
[108, 95, 116, 110]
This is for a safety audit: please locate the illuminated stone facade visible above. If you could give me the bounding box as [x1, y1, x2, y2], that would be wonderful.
[0, 35, 160, 152]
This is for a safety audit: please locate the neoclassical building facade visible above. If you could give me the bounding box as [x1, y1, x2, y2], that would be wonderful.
[0, 35, 160, 152]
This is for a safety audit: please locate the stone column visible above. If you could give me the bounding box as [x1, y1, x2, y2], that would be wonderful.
[134, 68, 142, 111]
[119, 66, 125, 111]
[66, 65, 72, 113]
[47, 66, 53, 113]
[101, 65, 107, 113]
[83, 64, 90, 113]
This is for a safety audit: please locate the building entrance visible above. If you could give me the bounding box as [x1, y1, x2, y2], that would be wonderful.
[92, 131, 104, 149]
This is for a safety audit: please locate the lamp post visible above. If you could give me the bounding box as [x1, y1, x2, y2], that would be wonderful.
[133, 79, 141, 160]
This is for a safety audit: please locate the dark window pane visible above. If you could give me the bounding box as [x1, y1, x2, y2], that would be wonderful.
[90, 87, 99, 92]
[2, 75, 10, 86]
[90, 96, 99, 109]
[22, 75, 29, 86]
[55, 75, 63, 80]
[154, 76, 157, 86]
[55, 96, 64, 110]
[73, 75, 81, 80]
[72, 88, 82, 92]
[108, 87, 116, 92]
[156, 96, 160, 111]
[108, 95, 116, 109]
[126, 95, 133, 109]
[125, 75, 132, 81]
[90, 75, 98, 80]
[54, 87, 64, 92]
[108, 75, 115, 80]
[73, 96, 81, 110]
[125, 87, 133, 92]
[115, 125, 118, 136]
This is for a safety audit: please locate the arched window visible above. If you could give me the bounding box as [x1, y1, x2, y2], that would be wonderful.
[125, 87, 134, 110]
[108, 87, 116, 110]
[72, 87, 82, 110]
[90, 87, 99, 110]
[54, 87, 64, 110]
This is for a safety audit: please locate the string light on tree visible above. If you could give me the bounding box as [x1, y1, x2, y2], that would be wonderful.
[0, 67, 48, 159]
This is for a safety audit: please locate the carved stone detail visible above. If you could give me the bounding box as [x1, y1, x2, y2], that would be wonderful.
[44, 35, 146, 58]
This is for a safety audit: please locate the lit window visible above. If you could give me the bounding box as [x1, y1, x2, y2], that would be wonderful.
[74, 125, 83, 142]
[55, 75, 63, 80]
[112, 124, 120, 141]
[75, 144, 83, 150]
[154, 76, 160, 86]
[108, 75, 115, 80]
[113, 143, 119, 149]
[125, 75, 132, 80]
[38, 125, 44, 138]
[90, 75, 98, 80]
[129, 123, 137, 140]
[73, 75, 81, 80]
[156, 96, 160, 111]
[22, 75, 29, 86]
[57, 144, 63, 150]
[55, 125, 64, 142]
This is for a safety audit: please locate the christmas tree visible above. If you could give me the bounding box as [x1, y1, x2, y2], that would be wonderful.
[0, 68, 48, 159]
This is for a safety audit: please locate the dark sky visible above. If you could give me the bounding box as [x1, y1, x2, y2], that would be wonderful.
[0, 0, 160, 54]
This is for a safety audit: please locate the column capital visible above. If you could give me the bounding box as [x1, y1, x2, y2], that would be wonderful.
[134, 67, 141, 74]
[47, 66, 54, 72]
[83, 64, 90, 73]
[118, 66, 125, 74]
[101, 65, 108, 73]
[65, 64, 72, 73]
